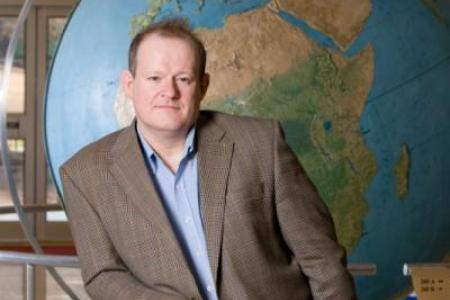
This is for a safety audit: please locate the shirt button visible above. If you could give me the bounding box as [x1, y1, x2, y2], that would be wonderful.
[195, 250, 201, 257]
[184, 217, 191, 224]
[207, 285, 213, 292]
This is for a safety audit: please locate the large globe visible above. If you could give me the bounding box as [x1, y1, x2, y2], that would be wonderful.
[45, 0, 450, 299]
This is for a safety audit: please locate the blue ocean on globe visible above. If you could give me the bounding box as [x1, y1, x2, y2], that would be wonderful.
[45, 0, 450, 299]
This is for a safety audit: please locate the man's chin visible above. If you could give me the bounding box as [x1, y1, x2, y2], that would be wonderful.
[141, 123, 190, 135]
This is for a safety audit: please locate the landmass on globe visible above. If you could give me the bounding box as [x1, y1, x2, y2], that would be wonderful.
[115, 0, 376, 251]
[130, 0, 207, 36]
[130, 0, 170, 36]
[395, 144, 410, 200]
[197, 7, 315, 101]
[271, 0, 371, 50]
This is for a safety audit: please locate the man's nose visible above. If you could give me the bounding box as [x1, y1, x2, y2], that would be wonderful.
[161, 77, 180, 99]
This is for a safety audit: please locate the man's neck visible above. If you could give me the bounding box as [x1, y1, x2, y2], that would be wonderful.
[138, 124, 191, 173]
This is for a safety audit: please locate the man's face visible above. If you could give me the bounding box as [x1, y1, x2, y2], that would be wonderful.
[122, 34, 208, 137]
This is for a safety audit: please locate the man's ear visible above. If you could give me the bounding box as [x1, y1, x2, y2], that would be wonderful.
[121, 70, 134, 98]
[199, 73, 210, 100]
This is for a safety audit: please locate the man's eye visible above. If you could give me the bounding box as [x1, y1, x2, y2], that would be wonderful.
[177, 77, 191, 84]
[147, 76, 160, 81]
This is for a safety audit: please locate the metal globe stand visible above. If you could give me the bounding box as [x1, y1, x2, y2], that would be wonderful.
[0, 0, 80, 299]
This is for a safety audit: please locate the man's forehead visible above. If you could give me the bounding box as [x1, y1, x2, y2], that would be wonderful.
[136, 33, 201, 74]
[139, 33, 195, 53]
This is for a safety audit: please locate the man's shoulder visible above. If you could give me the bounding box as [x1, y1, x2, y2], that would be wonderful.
[201, 110, 275, 136]
[60, 126, 130, 174]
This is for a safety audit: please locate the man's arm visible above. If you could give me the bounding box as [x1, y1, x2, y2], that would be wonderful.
[271, 121, 356, 299]
[60, 167, 188, 300]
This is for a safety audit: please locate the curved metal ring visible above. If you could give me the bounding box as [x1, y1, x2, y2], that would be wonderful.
[0, 1, 79, 298]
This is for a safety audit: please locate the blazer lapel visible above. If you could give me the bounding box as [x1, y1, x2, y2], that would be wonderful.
[197, 114, 234, 283]
[108, 124, 180, 249]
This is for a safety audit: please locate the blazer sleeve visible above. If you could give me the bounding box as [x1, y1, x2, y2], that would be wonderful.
[271, 121, 357, 299]
[60, 167, 191, 300]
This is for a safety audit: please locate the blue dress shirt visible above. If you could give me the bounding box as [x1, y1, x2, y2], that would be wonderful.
[137, 126, 218, 300]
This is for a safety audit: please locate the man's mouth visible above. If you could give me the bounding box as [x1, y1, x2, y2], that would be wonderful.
[154, 105, 179, 109]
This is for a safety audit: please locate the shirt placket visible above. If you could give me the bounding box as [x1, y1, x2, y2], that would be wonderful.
[176, 162, 217, 299]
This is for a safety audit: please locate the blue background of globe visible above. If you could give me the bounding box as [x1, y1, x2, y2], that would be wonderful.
[45, 0, 450, 298]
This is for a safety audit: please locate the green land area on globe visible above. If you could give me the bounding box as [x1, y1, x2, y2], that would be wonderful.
[110, 0, 411, 252]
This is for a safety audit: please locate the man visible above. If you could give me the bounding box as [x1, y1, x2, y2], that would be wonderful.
[60, 19, 356, 300]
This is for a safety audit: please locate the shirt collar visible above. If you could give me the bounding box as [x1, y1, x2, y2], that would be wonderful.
[136, 124, 197, 166]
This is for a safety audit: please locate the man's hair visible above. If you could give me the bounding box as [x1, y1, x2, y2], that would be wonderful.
[128, 18, 207, 77]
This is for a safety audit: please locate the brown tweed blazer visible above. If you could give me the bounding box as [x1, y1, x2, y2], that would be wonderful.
[60, 111, 355, 300]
